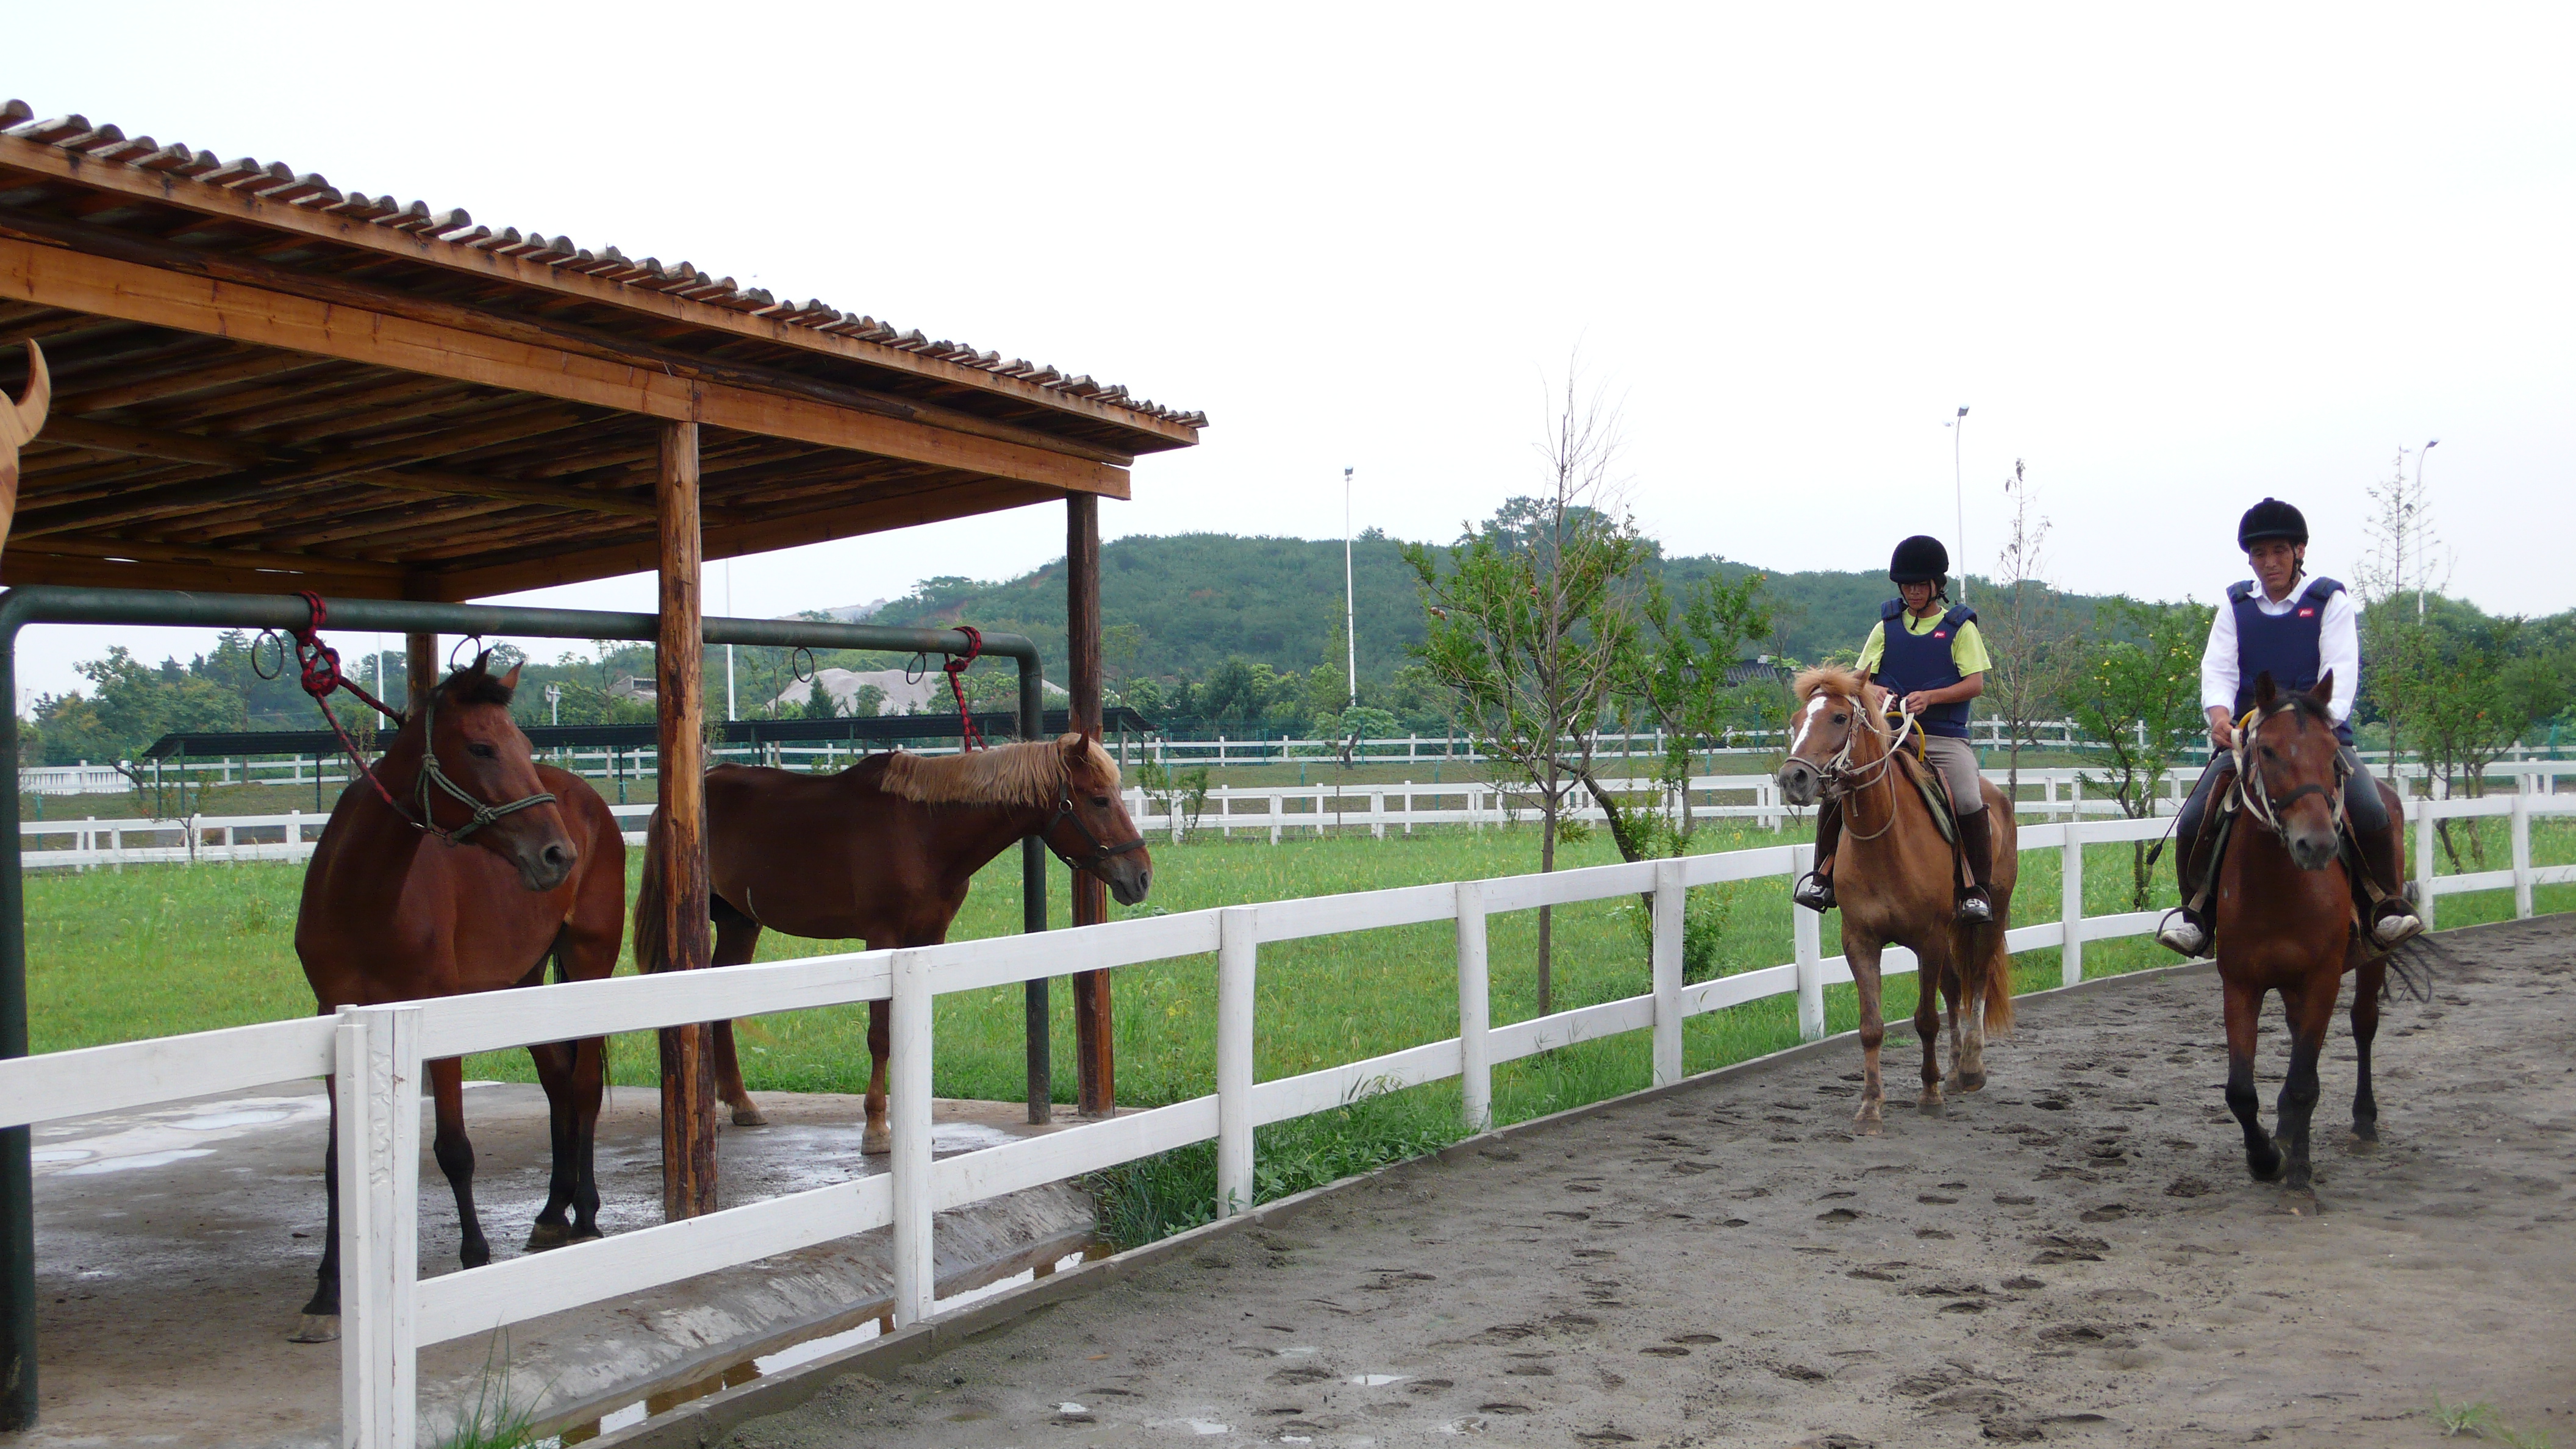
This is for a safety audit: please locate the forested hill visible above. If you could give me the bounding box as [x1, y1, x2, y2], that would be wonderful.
[865, 532, 2103, 686]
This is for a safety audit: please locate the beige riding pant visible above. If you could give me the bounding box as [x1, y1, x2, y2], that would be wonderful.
[1920, 735, 1986, 815]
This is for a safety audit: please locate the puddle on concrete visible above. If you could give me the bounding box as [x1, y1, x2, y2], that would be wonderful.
[539, 1243, 1108, 1447]
[60, 1147, 213, 1174]
[173, 1108, 293, 1131]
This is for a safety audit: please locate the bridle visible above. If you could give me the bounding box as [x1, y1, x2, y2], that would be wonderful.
[2229, 701, 2348, 839]
[403, 684, 559, 845]
[1797, 692, 1919, 842]
[1039, 783, 1148, 875]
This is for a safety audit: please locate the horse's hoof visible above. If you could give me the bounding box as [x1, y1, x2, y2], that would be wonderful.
[288, 1314, 340, 1345]
[861, 1126, 892, 1156]
[1854, 1118, 1883, 1137]
[525, 1222, 574, 1252]
[1916, 1094, 1944, 1116]
[732, 1104, 770, 1127]
[1955, 1069, 1986, 1093]
[2351, 1120, 2380, 1146]
[2247, 1150, 2283, 1182]
[2276, 1187, 2322, 1216]
[460, 1240, 492, 1270]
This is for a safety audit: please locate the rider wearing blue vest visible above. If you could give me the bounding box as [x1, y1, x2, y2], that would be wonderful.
[1792, 534, 2000, 925]
[2155, 498, 2422, 956]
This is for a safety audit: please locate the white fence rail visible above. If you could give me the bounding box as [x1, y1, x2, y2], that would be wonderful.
[2, 790, 2569, 1445]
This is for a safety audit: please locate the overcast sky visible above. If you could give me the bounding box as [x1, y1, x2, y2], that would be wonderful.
[10, 4, 2572, 707]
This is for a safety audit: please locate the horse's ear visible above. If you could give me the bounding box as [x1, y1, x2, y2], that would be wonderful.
[1057, 731, 1087, 759]
[2252, 670, 2278, 709]
[2307, 670, 2334, 706]
[499, 660, 526, 692]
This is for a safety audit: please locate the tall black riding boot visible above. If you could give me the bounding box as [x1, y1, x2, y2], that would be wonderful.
[1794, 799, 1843, 912]
[1953, 809, 1995, 923]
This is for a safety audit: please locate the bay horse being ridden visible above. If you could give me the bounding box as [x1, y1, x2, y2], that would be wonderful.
[1776, 667, 2017, 1131]
[634, 734, 1151, 1152]
[291, 656, 625, 1343]
[2205, 673, 2401, 1195]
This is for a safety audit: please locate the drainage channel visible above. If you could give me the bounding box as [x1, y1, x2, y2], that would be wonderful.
[538, 1242, 1112, 1446]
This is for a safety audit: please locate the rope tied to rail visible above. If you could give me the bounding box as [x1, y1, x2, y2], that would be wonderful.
[279, 590, 411, 815]
[945, 624, 989, 751]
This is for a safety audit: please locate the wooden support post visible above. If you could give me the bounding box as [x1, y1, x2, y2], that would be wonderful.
[405, 630, 438, 712]
[1067, 495, 1114, 1117]
[654, 419, 717, 1220]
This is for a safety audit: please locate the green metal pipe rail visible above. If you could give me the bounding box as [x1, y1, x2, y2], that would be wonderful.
[0, 584, 1058, 1431]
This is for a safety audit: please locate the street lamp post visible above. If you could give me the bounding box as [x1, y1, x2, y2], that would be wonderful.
[1952, 406, 1970, 603]
[1343, 466, 1358, 709]
[2414, 438, 2439, 622]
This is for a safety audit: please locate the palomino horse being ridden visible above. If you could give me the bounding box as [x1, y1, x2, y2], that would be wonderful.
[1775, 667, 2017, 1130]
[292, 657, 626, 1342]
[635, 733, 1151, 1152]
[2205, 672, 2402, 1196]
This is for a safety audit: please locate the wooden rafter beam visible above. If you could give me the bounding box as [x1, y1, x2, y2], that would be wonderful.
[0, 137, 1197, 451]
[13, 533, 399, 578]
[0, 236, 1131, 500]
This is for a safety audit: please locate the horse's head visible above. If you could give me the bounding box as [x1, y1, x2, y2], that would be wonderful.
[1776, 665, 1884, 807]
[1040, 733, 1153, 906]
[0, 340, 51, 549]
[421, 654, 578, 892]
[2242, 670, 2345, 872]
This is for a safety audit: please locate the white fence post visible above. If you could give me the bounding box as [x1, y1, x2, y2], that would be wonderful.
[1215, 906, 1258, 1217]
[1454, 881, 1490, 1132]
[2512, 785, 2533, 920]
[889, 948, 936, 1326]
[1651, 859, 1686, 1087]
[1791, 843, 1823, 1040]
[338, 1004, 421, 1449]
[2414, 797, 2438, 932]
[2060, 822, 2085, 987]
[1370, 789, 1386, 840]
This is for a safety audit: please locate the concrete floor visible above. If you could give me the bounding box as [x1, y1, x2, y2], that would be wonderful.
[7, 1081, 1098, 1448]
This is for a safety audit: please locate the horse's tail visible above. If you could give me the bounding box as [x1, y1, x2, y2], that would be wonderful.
[634, 806, 670, 975]
[1981, 919, 2016, 1036]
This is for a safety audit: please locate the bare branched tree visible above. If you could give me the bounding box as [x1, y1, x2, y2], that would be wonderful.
[1983, 461, 2077, 798]
[2355, 445, 2449, 785]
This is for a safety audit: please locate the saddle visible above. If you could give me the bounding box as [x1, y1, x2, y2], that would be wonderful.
[1882, 709, 1959, 848]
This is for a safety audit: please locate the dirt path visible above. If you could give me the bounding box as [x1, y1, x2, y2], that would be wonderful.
[701, 918, 2576, 1448]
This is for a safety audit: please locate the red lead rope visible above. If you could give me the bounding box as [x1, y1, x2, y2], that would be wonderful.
[289, 591, 410, 814]
[943, 624, 987, 751]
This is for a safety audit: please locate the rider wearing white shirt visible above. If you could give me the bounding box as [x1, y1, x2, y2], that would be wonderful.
[2156, 498, 2423, 957]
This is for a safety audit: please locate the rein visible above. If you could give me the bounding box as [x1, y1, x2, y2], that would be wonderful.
[285, 592, 556, 845]
[2228, 701, 2349, 839]
[1810, 695, 1918, 843]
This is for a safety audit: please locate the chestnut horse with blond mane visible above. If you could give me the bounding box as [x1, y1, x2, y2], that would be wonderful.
[636, 733, 1151, 1151]
[1775, 666, 2017, 1129]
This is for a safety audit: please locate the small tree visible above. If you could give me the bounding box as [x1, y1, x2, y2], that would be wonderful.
[2379, 609, 2569, 868]
[1404, 373, 1651, 1015]
[2355, 445, 2447, 782]
[2066, 596, 2214, 906]
[1982, 460, 2078, 798]
[1586, 571, 1776, 862]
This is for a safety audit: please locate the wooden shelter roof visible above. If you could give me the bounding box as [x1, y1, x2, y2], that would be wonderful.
[0, 101, 1203, 601]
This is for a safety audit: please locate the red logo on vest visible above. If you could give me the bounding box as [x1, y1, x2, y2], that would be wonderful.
[1933, 630, 1949, 640]
[2297, 607, 2315, 618]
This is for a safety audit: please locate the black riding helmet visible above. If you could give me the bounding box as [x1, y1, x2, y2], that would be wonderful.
[2238, 497, 2308, 549]
[1889, 534, 1950, 584]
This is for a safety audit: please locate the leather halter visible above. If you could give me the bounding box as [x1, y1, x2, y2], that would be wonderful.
[2229, 701, 2348, 839]
[404, 684, 559, 845]
[1800, 693, 1920, 843]
[1040, 786, 1148, 875]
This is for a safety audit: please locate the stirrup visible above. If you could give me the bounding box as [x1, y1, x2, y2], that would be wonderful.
[2370, 904, 2425, 948]
[1953, 891, 1994, 925]
[2156, 909, 2209, 957]
[1792, 870, 1837, 913]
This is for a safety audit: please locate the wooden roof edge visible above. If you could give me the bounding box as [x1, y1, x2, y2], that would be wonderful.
[0, 102, 1207, 451]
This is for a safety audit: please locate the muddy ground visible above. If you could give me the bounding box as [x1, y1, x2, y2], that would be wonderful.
[703, 918, 2576, 1448]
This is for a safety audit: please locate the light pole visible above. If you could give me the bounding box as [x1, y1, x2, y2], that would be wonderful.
[1343, 466, 1358, 709]
[2413, 438, 2439, 622]
[1950, 406, 1970, 603]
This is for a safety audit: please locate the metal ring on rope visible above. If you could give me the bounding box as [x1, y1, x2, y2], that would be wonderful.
[249, 629, 289, 681]
[448, 634, 485, 673]
[791, 646, 817, 684]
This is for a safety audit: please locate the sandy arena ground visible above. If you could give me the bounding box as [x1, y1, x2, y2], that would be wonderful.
[696, 917, 2576, 1449]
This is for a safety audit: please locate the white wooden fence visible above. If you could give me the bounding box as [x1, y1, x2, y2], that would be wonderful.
[1, 792, 2569, 1445]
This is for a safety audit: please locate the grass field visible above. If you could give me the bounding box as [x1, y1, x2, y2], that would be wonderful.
[26, 812, 2573, 1242]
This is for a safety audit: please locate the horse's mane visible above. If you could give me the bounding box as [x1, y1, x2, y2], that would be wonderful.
[1792, 665, 1888, 735]
[875, 734, 1119, 807]
[2272, 689, 2336, 732]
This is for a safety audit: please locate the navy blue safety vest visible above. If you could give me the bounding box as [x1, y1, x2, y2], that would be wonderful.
[2229, 575, 2352, 743]
[1877, 599, 1978, 739]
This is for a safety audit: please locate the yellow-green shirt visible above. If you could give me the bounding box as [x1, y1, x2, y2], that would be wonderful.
[1856, 612, 1992, 679]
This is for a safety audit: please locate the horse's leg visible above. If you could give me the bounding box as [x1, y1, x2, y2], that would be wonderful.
[1955, 925, 1992, 1092]
[712, 907, 768, 1126]
[525, 1039, 580, 1250]
[1938, 957, 1965, 1090]
[1914, 945, 1947, 1114]
[2350, 943, 2385, 1145]
[2275, 975, 2338, 1195]
[862, 998, 893, 1155]
[2223, 976, 2281, 1181]
[1848, 942, 1887, 1133]
[427, 1056, 490, 1268]
[567, 1034, 606, 1240]
[289, 1073, 342, 1343]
